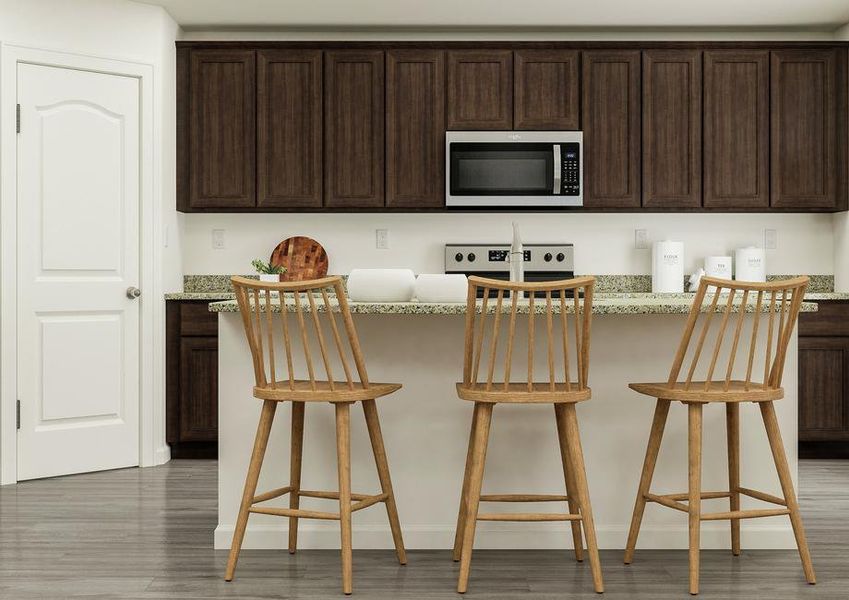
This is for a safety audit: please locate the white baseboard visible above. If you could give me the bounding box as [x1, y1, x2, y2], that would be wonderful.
[213, 523, 796, 551]
[152, 444, 171, 466]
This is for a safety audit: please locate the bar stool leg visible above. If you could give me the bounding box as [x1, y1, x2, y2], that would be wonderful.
[335, 402, 354, 595]
[759, 401, 816, 584]
[559, 403, 604, 594]
[688, 402, 703, 596]
[726, 403, 741, 556]
[457, 402, 493, 594]
[288, 401, 305, 554]
[624, 399, 671, 564]
[554, 404, 584, 563]
[453, 403, 481, 562]
[362, 399, 407, 565]
[225, 400, 278, 581]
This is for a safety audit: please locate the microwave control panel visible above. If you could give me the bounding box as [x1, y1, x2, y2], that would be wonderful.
[560, 143, 581, 196]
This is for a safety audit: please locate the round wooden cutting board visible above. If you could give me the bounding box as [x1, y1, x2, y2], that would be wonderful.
[269, 236, 329, 281]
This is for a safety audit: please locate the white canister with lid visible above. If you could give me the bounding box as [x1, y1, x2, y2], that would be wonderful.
[704, 256, 733, 280]
[735, 247, 766, 282]
[652, 240, 684, 293]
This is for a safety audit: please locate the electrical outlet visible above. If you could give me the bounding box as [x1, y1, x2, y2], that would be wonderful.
[376, 228, 389, 249]
[764, 228, 777, 250]
[212, 229, 226, 250]
[635, 229, 649, 250]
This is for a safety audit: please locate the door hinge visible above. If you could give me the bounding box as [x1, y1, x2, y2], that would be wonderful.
[16, 399, 21, 430]
[16, 104, 21, 133]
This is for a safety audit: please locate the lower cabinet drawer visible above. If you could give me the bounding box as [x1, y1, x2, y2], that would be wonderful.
[799, 300, 849, 337]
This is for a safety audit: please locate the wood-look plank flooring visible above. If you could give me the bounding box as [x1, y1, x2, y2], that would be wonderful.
[1, 459, 847, 599]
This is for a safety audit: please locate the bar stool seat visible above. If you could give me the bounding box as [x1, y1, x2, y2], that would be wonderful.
[629, 381, 783, 403]
[254, 380, 402, 402]
[456, 382, 591, 403]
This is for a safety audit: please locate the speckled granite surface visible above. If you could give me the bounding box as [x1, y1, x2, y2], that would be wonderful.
[168, 274, 838, 301]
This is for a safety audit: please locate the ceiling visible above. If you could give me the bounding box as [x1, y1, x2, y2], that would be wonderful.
[135, 0, 849, 31]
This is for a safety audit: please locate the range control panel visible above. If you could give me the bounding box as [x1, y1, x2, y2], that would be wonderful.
[560, 142, 580, 196]
[445, 244, 574, 273]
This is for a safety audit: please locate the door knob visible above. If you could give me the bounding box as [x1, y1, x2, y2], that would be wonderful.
[126, 286, 141, 299]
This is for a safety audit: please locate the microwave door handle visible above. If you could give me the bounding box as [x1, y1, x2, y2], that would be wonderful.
[552, 145, 561, 195]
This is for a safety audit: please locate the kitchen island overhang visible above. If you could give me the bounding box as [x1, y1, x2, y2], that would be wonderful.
[213, 296, 808, 551]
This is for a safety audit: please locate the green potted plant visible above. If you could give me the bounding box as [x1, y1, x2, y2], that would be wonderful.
[252, 259, 286, 282]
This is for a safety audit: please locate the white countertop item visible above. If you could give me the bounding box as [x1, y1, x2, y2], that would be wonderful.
[347, 268, 416, 302]
[652, 240, 684, 293]
[735, 247, 766, 282]
[415, 274, 468, 303]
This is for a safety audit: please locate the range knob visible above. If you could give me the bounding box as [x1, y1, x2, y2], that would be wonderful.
[467, 252, 476, 262]
[454, 252, 464, 262]
[556, 252, 566, 262]
[544, 252, 553, 262]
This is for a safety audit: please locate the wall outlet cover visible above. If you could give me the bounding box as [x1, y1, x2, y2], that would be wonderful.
[635, 229, 649, 250]
[376, 228, 389, 250]
[764, 229, 778, 250]
[212, 229, 226, 250]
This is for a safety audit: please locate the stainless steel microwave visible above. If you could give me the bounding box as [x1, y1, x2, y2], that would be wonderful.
[445, 131, 583, 208]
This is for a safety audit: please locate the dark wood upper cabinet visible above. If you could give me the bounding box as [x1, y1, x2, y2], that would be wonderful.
[704, 51, 769, 209]
[771, 50, 837, 209]
[642, 50, 702, 208]
[324, 50, 385, 208]
[447, 50, 513, 130]
[514, 50, 579, 130]
[386, 50, 446, 209]
[257, 50, 322, 208]
[581, 51, 641, 208]
[188, 50, 256, 208]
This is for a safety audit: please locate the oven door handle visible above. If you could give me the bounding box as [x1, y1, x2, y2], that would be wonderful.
[552, 144, 561, 195]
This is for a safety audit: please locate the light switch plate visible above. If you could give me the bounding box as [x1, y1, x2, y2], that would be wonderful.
[212, 229, 226, 250]
[635, 229, 649, 250]
[376, 228, 389, 249]
[764, 229, 777, 250]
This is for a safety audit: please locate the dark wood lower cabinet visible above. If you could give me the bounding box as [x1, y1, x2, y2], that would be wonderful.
[167, 301, 218, 458]
[798, 301, 849, 458]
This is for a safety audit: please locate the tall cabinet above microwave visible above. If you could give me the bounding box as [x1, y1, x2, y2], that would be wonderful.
[446, 131, 583, 208]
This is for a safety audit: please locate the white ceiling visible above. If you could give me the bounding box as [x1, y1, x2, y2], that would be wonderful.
[135, 0, 849, 30]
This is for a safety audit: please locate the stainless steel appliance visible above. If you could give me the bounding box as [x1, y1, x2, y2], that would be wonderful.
[445, 243, 575, 297]
[446, 131, 583, 208]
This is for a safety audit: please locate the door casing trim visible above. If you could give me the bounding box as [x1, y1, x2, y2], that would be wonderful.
[0, 44, 168, 484]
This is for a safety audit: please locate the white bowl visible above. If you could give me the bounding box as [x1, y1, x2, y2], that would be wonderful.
[415, 274, 468, 303]
[347, 269, 416, 302]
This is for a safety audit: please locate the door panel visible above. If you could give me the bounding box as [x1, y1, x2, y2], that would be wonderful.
[704, 51, 769, 208]
[324, 50, 385, 208]
[799, 337, 849, 441]
[179, 336, 218, 442]
[17, 63, 140, 480]
[514, 50, 579, 130]
[642, 50, 702, 208]
[257, 50, 322, 208]
[581, 50, 641, 208]
[447, 50, 512, 130]
[386, 50, 445, 208]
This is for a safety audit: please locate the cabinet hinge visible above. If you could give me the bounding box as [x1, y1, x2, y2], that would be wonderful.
[16, 104, 21, 134]
[16, 399, 21, 430]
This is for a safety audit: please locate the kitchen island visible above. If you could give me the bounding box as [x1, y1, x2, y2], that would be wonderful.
[212, 294, 815, 552]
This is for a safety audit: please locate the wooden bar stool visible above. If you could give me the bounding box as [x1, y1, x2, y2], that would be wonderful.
[452, 276, 604, 594]
[225, 276, 406, 595]
[624, 276, 815, 595]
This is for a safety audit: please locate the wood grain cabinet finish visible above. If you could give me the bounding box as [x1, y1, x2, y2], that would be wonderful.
[703, 51, 769, 208]
[799, 336, 849, 442]
[514, 50, 579, 130]
[189, 50, 256, 208]
[386, 50, 446, 208]
[447, 50, 513, 130]
[642, 50, 702, 208]
[770, 50, 837, 209]
[581, 51, 641, 208]
[324, 50, 385, 208]
[179, 336, 218, 442]
[257, 50, 322, 208]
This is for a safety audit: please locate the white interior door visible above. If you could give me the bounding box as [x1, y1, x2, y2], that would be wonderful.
[16, 63, 141, 480]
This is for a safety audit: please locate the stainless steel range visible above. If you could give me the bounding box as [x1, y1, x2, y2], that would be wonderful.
[445, 243, 574, 297]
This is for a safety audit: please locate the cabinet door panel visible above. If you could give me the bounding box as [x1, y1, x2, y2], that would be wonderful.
[799, 337, 849, 441]
[447, 50, 512, 130]
[258, 50, 322, 208]
[581, 51, 641, 208]
[386, 50, 445, 208]
[642, 50, 702, 208]
[704, 51, 769, 208]
[189, 50, 256, 208]
[324, 50, 384, 208]
[514, 50, 579, 130]
[771, 50, 837, 209]
[179, 336, 218, 442]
